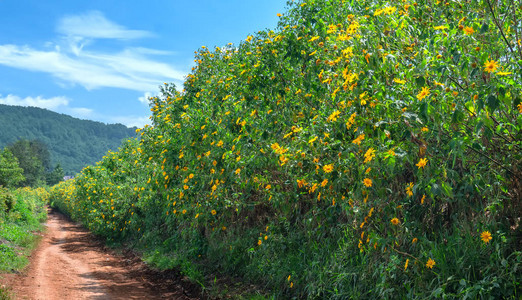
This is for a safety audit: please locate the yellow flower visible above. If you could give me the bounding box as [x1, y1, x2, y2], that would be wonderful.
[258, 239, 262, 246]
[211, 210, 217, 215]
[363, 178, 372, 187]
[416, 86, 430, 100]
[484, 60, 499, 73]
[364, 148, 376, 163]
[481, 231, 492, 243]
[393, 78, 406, 84]
[412, 237, 418, 244]
[321, 179, 328, 187]
[265, 184, 271, 190]
[297, 179, 306, 188]
[518, 103, 522, 113]
[323, 164, 334, 173]
[463, 26, 474, 35]
[406, 182, 414, 197]
[352, 133, 365, 145]
[433, 25, 448, 30]
[404, 259, 409, 271]
[327, 110, 341, 122]
[390, 217, 400, 225]
[416, 158, 428, 169]
[235, 168, 241, 175]
[426, 258, 435, 269]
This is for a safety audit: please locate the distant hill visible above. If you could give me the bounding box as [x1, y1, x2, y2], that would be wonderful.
[0, 104, 137, 175]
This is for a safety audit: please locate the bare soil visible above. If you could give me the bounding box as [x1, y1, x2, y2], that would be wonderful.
[0, 208, 202, 299]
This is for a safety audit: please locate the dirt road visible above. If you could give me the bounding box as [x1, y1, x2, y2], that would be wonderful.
[1, 208, 200, 299]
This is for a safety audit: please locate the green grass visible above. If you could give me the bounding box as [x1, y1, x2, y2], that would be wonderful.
[0, 188, 48, 273]
[0, 286, 11, 300]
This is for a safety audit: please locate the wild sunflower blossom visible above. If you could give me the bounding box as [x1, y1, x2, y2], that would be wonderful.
[363, 178, 372, 187]
[426, 258, 436, 269]
[481, 231, 492, 243]
[406, 182, 414, 197]
[352, 133, 365, 145]
[416, 86, 430, 100]
[364, 148, 376, 163]
[416, 158, 428, 169]
[323, 164, 334, 173]
[390, 218, 400, 225]
[327, 110, 341, 122]
[484, 60, 499, 73]
[463, 26, 474, 35]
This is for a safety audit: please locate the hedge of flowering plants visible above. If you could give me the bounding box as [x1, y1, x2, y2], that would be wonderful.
[50, 0, 521, 298]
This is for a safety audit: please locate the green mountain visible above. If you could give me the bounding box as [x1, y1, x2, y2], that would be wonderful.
[0, 104, 137, 175]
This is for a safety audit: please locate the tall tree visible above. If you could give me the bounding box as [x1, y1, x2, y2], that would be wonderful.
[46, 164, 64, 186]
[7, 139, 50, 186]
[0, 148, 25, 187]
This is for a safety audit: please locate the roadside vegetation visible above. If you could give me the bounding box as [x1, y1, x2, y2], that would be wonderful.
[50, 0, 521, 298]
[0, 138, 51, 298]
[0, 187, 49, 298]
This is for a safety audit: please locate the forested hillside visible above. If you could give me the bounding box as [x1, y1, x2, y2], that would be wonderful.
[0, 104, 136, 175]
[50, 0, 521, 298]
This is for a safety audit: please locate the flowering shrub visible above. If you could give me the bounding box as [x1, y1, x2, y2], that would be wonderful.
[50, 0, 522, 297]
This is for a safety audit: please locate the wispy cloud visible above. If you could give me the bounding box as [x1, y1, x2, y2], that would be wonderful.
[0, 94, 69, 110]
[57, 11, 153, 40]
[0, 44, 184, 92]
[138, 92, 154, 104]
[0, 93, 95, 119]
[108, 115, 150, 128]
[0, 93, 151, 127]
[0, 11, 186, 93]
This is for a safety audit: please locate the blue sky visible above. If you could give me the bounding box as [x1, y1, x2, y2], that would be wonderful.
[0, 0, 287, 127]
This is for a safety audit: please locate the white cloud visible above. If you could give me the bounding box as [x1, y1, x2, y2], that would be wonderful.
[138, 92, 154, 104]
[0, 94, 69, 110]
[0, 93, 145, 127]
[57, 11, 152, 40]
[66, 107, 94, 118]
[0, 11, 187, 94]
[108, 115, 151, 128]
[0, 44, 184, 92]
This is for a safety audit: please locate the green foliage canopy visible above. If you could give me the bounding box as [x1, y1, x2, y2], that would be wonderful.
[0, 149, 24, 188]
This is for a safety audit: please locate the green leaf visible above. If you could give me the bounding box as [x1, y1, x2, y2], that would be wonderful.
[487, 95, 499, 112]
[441, 181, 454, 198]
[415, 76, 425, 87]
[480, 22, 489, 33]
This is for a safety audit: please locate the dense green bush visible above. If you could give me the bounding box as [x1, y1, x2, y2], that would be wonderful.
[0, 187, 48, 273]
[50, 0, 521, 298]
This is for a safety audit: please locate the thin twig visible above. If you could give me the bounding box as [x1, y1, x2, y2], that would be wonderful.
[485, 0, 522, 68]
[392, 246, 419, 261]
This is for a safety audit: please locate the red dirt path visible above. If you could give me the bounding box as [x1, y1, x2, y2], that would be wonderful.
[1, 208, 201, 299]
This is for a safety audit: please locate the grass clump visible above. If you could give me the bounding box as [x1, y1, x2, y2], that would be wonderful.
[0, 187, 48, 272]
